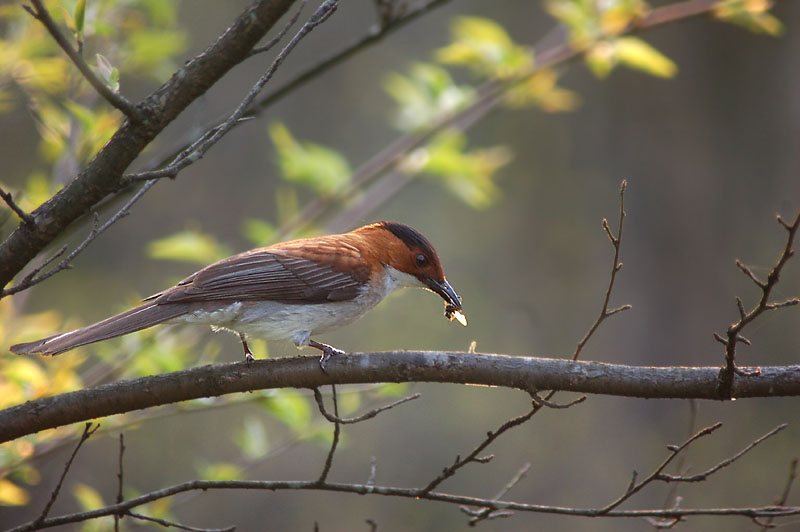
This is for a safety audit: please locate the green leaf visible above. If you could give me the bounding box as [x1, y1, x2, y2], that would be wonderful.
[0, 479, 29, 506]
[383, 63, 475, 131]
[408, 130, 511, 209]
[74, 0, 86, 35]
[614, 37, 677, 78]
[94, 54, 120, 92]
[147, 229, 231, 265]
[436, 16, 532, 79]
[269, 123, 351, 195]
[714, 0, 783, 35]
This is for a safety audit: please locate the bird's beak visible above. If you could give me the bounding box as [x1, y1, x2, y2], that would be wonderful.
[425, 277, 467, 326]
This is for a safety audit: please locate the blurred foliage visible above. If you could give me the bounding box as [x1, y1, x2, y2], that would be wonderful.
[436, 16, 533, 79]
[714, 0, 784, 35]
[0, 0, 186, 190]
[268, 122, 352, 196]
[0, 0, 789, 526]
[384, 63, 475, 131]
[147, 228, 231, 265]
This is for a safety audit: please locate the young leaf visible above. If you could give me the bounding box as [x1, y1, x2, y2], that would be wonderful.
[147, 229, 231, 264]
[269, 123, 351, 195]
[614, 37, 677, 78]
[0, 479, 29, 506]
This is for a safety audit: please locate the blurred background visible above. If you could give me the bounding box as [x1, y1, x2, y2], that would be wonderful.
[2, 0, 800, 530]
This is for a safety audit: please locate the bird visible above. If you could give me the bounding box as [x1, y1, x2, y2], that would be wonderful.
[10, 221, 467, 369]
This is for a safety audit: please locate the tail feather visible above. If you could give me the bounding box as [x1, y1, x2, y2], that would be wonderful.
[10, 303, 188, 356]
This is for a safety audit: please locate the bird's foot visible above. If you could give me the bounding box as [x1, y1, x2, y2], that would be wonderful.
[309, 340, 345, 373]
[240, 334, 255, 363]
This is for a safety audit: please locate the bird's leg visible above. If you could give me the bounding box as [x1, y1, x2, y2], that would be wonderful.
[309, 339, 345, 373]
[239, 333, 255, 362]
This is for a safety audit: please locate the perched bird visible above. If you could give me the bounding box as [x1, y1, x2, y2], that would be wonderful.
[10, 222, 467, 369]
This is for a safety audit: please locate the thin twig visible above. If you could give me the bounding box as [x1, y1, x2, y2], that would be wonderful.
[601, 424, 786, 514]
[574, 180, 631, 360]
[1, 180, 157, 297]
[600, 423, 723, 513]
[0, 186, 34, 226]
[717, 211, 800, 398]
[657, 424, 787, 482]
[460, 462, 532, 525]
[316, 384, 341, 483]
[123, 0, 338, 187]
[125, 0, 452, 192]
[419, 406, 537, 495]
[114, 434, 125, 532]
[24, 0, 141, 120]
[33, 423, 98, 526]
[250, 0, 307, 55]
[759, 458, 799, 532]
[657, 400, 697, 530]
[528, 390, 586, 409]
[126, 511, 235, 532]
[312, 388, 420, 424]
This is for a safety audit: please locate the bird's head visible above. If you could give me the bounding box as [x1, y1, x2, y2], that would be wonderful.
[357, 221, 467, 326]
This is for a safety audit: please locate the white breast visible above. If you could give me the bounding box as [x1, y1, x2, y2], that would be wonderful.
[175, 265, 414, 347]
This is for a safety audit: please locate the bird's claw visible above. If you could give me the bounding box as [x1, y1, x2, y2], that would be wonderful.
[318, 345, 345, 374]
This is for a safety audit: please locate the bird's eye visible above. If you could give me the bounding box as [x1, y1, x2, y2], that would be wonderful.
[415, 253, 428, 268]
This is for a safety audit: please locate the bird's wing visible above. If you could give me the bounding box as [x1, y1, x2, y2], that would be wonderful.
[148, 247, 369, 304]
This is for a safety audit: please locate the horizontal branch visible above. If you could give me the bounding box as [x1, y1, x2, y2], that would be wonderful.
[8, 476, 800, 532]
[2, 352, 799, 443]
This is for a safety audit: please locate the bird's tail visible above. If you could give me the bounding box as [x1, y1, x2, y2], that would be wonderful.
[9, 302, 188, 356]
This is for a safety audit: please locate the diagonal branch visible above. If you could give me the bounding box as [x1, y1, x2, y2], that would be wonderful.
[23, 0, 141, 120]
[33, 423, 98, 526]
[0, 0, 298, 292]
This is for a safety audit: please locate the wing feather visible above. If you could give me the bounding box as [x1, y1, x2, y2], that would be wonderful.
[150, 249, 366, 304]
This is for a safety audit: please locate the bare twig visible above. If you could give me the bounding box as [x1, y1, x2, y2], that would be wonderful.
[528, 390, 586, 409]
[316, 384, 341, 483]
[114, 434, 125, 532]
[24, 0, 141, 120]
[1, 180, 157, 297]
[600, 423, 786, 514]
[419, 405, 537, 495]
[600, 423, 722, 513]
[717, 211, 800, 398]
[574, 180, 631, 361]
[126, 512, 235, 532]
[759, 458, 799, 532]
[312, 388, 421, 424]
[33, 423, 98, 526]
[250, 0, 307, 55]
[657, 424, 787, 483]
[460, 462, 531, 525]
[0, 186, 34, 226]
[657, 400, 697, 529]
[122, 0, 338, 187]
[125, 0, 452, 193]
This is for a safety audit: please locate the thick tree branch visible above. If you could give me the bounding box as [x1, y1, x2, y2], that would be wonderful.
[0, 0, 298, 291]
[2, 351, 799, 443]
